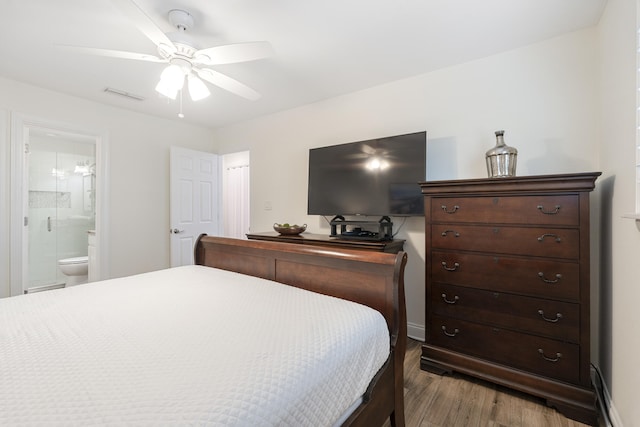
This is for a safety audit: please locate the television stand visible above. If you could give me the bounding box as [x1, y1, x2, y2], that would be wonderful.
[329, 215, 393, 241]
[246, 232, 404, 254]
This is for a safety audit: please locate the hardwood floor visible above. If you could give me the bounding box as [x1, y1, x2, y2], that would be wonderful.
[387, 339, 594, 427]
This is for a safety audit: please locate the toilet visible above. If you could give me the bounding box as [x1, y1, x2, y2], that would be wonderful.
[58, 256, 89, 287]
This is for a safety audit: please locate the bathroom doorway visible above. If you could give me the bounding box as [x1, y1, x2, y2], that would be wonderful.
[10, 115, 108, 296]
[27, 131, 95, 290]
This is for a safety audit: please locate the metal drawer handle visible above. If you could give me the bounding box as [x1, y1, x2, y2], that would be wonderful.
[537, 233, 561, 243]
[442, 326, 459, 337]
[441, 261, 460, 272]
[537, 204, 561, 215]
[538, 348, 562, 362]
[441, 230, 460, 237]
[441, 293, 459, 304]
[538, 272, 562, 283]
[537, 309, 563, 323]
[441, 205, 460, 214]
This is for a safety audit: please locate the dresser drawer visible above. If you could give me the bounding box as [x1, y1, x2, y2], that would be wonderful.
[431, 224, 579, 259]
[431, 195, 579, 225]
[431, 283, 580, 342]
[428, 314, 580, 384]
[430, 250, 580, 300]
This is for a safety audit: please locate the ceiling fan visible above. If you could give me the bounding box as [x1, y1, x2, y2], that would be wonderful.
[59, 0, 273, 102]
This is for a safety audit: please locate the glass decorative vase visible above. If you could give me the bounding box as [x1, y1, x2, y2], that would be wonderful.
[485, 130, 517, 178]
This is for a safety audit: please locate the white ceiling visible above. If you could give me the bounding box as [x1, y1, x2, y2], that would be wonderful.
[0, 0, 607, 129]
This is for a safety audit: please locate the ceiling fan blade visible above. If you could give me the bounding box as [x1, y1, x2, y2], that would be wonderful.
[109, 0, 175, 49]
[195, 68, 261, 101]
[194, 42, 274, 65]
[56, 45, 165, 62]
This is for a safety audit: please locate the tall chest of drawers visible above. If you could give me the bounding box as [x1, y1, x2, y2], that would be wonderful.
[419, 172, 600, 425]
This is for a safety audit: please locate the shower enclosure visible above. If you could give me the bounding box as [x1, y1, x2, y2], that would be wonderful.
[26, 133, 95, 291]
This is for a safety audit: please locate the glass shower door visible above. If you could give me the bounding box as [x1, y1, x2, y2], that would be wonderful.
[26, 137, 95, 291]
[27, 147, 65, 289]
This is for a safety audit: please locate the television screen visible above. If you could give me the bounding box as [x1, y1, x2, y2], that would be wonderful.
[307, 131, 426, 216]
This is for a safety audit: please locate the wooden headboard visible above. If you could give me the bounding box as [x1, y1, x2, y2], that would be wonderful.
[194, 235, 408, 426]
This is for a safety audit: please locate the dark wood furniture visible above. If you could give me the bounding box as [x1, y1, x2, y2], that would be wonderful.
[419, 172, 601, 425]
[195, 235, 408, 427]
[246, 231, 405, 253]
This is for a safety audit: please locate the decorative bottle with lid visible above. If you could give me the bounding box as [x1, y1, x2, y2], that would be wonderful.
[485, 130, 517, 178]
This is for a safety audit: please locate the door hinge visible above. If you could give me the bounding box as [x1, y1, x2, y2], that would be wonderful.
[24, 216, 28, 226]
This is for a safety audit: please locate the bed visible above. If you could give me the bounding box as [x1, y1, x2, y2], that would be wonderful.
[0, 235, 407, 426]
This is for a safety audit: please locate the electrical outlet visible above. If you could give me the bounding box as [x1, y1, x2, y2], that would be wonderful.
[264, 201, 272, 211]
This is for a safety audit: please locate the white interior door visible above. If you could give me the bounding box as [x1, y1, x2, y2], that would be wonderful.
[170, 147, 220, 267]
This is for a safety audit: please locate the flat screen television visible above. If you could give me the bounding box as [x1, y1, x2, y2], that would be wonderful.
[307, 131, 426, 217]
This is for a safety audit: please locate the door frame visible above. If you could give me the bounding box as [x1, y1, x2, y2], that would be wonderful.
[9, 113, 110, 296]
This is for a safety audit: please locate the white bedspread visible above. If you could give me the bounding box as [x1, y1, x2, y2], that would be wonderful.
[0, 265, 390, 426]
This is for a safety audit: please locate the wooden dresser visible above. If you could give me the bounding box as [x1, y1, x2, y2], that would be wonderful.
[419, 172, 600, 425]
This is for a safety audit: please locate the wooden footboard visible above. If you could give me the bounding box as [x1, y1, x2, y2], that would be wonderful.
[194, 235, 407, 427]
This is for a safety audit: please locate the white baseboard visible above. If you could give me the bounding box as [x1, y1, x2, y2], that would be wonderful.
[601, 376, 623, 427]
[407, 322, 425, 341]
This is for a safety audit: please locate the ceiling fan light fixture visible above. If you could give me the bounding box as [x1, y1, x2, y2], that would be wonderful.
[162, 64, 186, 88]
[187, 74, 210, 101]
[156, 64, 186, 99]
[155, 78, 178, 99]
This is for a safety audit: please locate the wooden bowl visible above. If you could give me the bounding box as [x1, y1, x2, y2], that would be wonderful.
[273, 223, 307, 235]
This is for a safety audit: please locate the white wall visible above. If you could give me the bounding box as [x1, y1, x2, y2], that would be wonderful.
[213, 28, 601, 342]
[0, 108, 9, 296]
[0, 77, 216, 296]
[597, 0, 640, 425]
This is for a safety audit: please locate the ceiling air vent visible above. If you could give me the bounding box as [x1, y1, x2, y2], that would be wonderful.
[103, 87, 145, 101]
